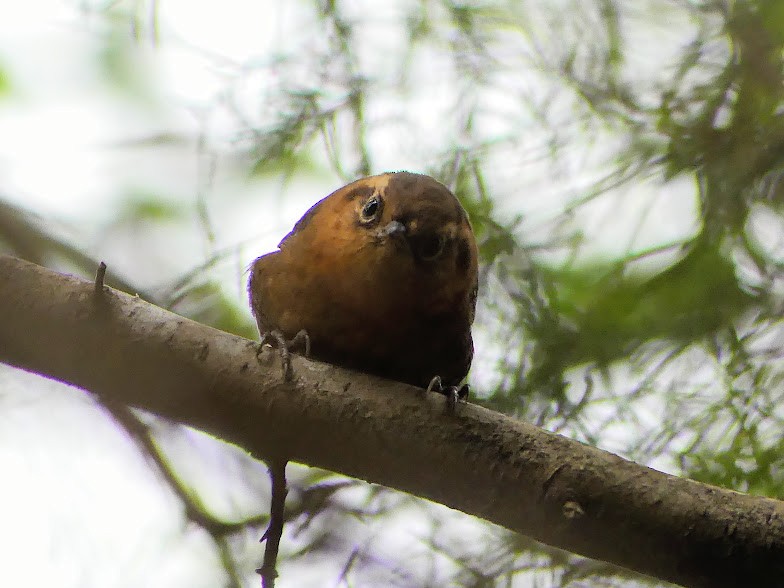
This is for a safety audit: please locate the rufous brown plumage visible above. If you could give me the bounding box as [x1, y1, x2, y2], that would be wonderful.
[248, 171, 478, 392]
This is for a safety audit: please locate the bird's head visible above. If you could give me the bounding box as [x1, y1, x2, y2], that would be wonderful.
[278, 171, 478, 313]
[350, 172, 477, 280]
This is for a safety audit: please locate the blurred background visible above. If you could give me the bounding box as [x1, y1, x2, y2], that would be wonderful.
[2, 0, 783, 586]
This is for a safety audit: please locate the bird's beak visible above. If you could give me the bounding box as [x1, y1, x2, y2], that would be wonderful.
[378, 220, 406, 239]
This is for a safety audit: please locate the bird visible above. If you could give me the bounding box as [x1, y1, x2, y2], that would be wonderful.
[248, 171, 479, 402]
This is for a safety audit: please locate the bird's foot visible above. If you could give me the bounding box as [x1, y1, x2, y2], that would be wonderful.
[426, 375, 469, 413]
[257, 329, 311, 381]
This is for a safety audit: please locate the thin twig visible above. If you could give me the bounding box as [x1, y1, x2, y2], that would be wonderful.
[94, 261, 107, 294]
[258, 459, 288, 588]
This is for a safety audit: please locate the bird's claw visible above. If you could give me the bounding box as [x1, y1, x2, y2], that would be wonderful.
[257, 329, 311, 381]
[287, 329, 311, 358]
[426, 375, 469, 412]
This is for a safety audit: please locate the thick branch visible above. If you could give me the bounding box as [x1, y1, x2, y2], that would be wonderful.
[0, 255, 782, 587]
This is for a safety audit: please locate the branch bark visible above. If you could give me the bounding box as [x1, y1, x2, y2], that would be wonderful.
[0, 255, 782, 588]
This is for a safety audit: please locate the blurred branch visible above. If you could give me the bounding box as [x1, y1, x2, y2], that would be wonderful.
[0, 198, 157, 302]
[98, 398, 259, 588]
[101, 398, 267, 536]
[1, 255, 783, 588]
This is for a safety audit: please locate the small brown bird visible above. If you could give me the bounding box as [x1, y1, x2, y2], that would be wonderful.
[248, 171, 478, 398]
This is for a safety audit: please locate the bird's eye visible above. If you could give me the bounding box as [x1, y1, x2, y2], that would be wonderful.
[360, 196, 382, 223]
[418, 234, 446, 261]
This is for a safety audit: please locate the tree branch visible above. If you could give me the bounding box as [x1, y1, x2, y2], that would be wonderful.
[1, 255, 782, 588]
[258, 459, 288, 588]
